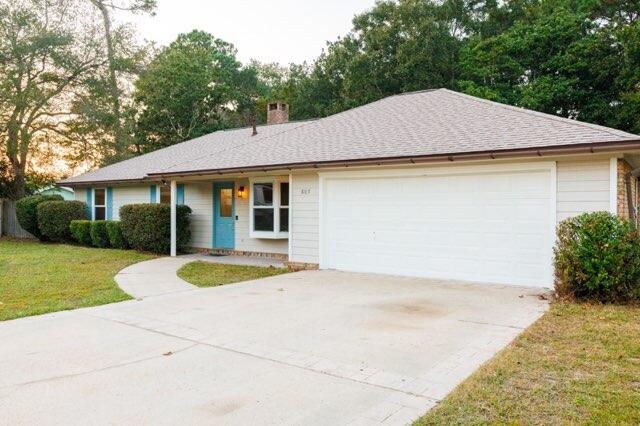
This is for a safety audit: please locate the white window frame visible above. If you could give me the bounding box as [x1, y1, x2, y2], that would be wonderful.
[93, 188, 106, 221]
[249, 177, 289, 239]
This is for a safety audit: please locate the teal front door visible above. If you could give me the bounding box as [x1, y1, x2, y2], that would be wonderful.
[213, 182, 235, 249]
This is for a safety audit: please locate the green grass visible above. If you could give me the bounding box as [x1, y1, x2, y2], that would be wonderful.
[0, 239, 155, 321]
[177, 260, 290, 288]
[414, 302, 640, 425]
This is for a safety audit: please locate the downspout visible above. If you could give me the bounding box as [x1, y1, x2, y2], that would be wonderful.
[626, 167, 640, 226]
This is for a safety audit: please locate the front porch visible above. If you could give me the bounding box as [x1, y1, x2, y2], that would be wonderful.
[165, 175, 291, 259]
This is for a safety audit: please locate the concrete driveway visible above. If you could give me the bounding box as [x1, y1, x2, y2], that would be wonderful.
[0, 268, 547, 425]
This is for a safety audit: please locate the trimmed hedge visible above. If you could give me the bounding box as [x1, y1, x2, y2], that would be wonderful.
[37, 200, 88, 242]
[554, 211, 640, 303]
[90, 221, 110, 248]
[15, 194, 63, 240]
[120, 203, 191, 254]
[70, 220, 92, 246]
[105, 221, 128, 249]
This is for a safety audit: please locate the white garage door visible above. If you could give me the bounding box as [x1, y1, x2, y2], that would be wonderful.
[320, 164, 555, 287]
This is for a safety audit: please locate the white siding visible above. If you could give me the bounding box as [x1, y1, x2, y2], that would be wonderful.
[74, 190, 85, 202]
[68, 156, 613, 261]
[112, 186, 151, 220]
[290, 173, 320, 264]
[184, 182, 213, 249]
[556, 159, 611, 222]
[234, 178, 288, 254]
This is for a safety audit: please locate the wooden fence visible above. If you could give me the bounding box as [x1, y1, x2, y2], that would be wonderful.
[0, 199, 34, 239]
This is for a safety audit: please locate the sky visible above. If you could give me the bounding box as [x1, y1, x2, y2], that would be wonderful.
[115, 0, 376, 65]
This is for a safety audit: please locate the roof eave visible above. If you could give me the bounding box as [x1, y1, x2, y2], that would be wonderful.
[55, 177, 154, 188]
[147, 138, 640, 179]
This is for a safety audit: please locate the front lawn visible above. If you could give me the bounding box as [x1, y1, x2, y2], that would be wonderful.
[177, 260, 290, 287]
[0, 239, 154, 321]
[415, 302, 640, 425]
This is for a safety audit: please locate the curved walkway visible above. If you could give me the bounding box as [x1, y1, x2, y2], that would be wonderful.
[115, 254, 286, 299]
[115, 256, 198, 299]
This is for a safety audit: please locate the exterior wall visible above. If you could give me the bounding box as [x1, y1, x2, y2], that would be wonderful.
[112, 186, 151, 220]
[290, 173, 320, 264]
[234, 178, 288, 254]
[184, 182, 213, 249]
[70, 156, 620, 261]
[556, 159, 611, 222]
[288, 159, 614, 266]
[74, 185, 151, 219]
[616, 159, 638, 219]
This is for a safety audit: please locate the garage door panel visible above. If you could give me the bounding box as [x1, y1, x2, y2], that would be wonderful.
[322, 167, 553, 287]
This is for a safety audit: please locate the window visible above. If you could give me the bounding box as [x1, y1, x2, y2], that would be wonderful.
[94, 188, 106, 220]
[250, 178, 289, 238]
[253, 183, 274, 231]
[220, 188, 233, 217]
[159, 185, 171, 204]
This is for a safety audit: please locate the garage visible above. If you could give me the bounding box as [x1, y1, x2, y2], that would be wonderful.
[319, 163, 556, 287]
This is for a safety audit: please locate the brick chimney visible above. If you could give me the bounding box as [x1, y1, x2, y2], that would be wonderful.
[267, 102, 289, 125]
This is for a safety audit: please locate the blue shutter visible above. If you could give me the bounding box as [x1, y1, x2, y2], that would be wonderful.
[85, 188, 93, 220]
[106, 187, 113, 220]
[177, 184, 185, 205]
[150, 185, 157, 203]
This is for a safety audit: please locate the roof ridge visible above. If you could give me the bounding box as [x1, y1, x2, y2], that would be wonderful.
[438, 88, 638, 139]
[216, 117, 318, 132]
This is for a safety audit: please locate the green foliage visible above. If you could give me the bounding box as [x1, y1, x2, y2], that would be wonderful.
[70, 220, 92, 246]
[119, 203, 191, 254]
[36, 201, 88, 243]
[105, 221, 128, 249]
[554, 212, 640, 303]
[0, 1, 105, 198]
[254, 0, 640, 134]
[90, 220, 111, 248]
[457, 1, 640, 133]
[134, 30, 242, 151]
[15, 195, 64, 240]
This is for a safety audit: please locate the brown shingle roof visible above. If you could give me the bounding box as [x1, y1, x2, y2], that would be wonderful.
[61, 121, 309, 184]
[61, 89, 639, 185]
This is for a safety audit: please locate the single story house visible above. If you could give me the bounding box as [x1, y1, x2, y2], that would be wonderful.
[60, 89, 640, 288]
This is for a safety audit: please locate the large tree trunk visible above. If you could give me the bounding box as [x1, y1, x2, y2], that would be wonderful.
[12, 168, 26, 200]
[92, 0, 126, 160]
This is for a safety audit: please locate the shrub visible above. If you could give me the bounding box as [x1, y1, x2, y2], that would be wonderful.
[120, 203, 191, 254]
[15, 194, 63, 240]
[105, 221, 128, 249]
[554, 211, 640, 302]
[37, 200, 88, 242]
[70, 220, 92, 245]
[90, 221, 110, 248]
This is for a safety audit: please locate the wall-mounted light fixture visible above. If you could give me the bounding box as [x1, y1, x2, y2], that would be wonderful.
[237, 185, 247, 199]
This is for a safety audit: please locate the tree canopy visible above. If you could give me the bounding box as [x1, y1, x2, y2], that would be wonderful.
[133, 30, 243, 151]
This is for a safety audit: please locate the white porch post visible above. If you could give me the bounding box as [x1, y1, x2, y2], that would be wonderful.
[170, 180, 177, 257]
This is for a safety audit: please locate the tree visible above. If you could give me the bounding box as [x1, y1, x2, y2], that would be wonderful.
[88, 0, 156, 164]
[272, 0, 463, 119]
[134, 30, 243, 151]
[458, 0, 640, 132]
[0, 0, 103, 198]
